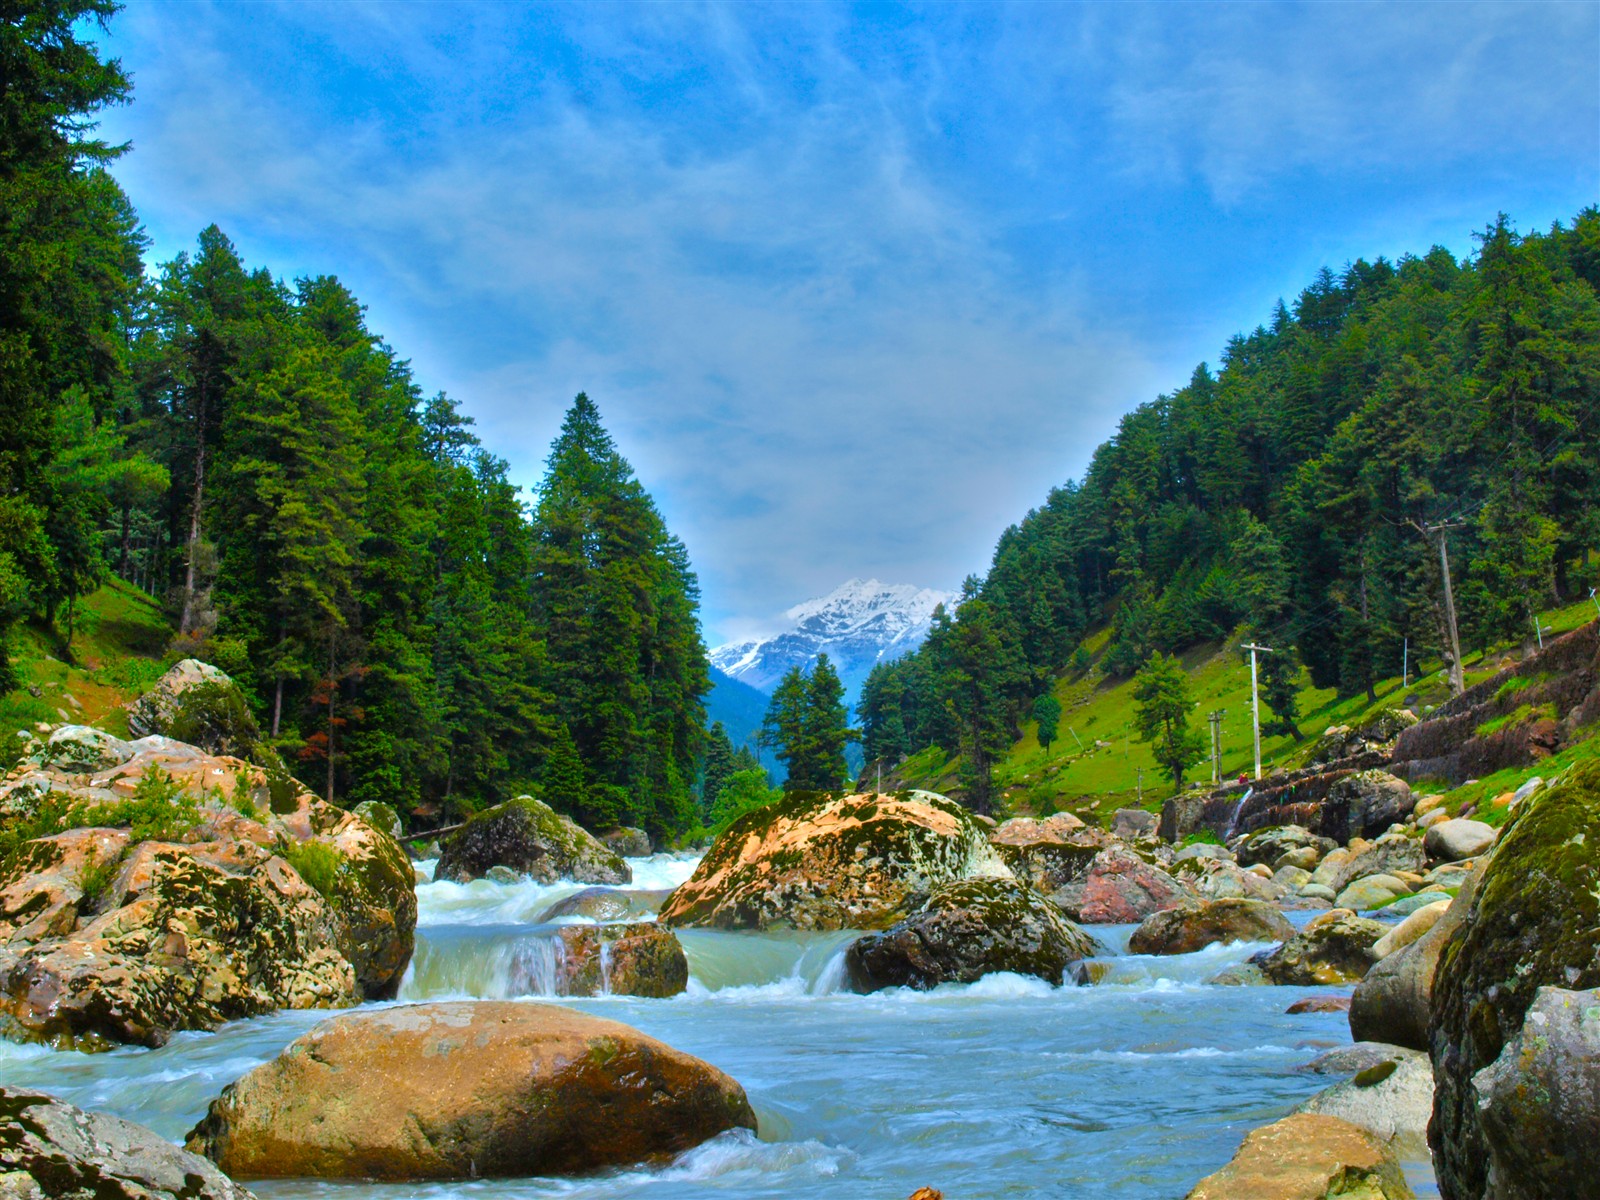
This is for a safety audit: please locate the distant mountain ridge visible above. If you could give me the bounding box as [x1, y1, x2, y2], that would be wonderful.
[710, 578, 956, 704]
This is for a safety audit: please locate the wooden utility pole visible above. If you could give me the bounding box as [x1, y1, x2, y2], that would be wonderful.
[1242, 644, 1272, 780]
[1207, 709, 1225, 783]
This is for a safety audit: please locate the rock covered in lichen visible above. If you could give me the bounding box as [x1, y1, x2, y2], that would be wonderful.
[1055, 844, 1197, 924]
[0, 736, 415, 1049]
[435, 796, 629, 886]
[185, 1002, 755, 1181]
[844, 876, 1100, 991]
[1472, 985, 1600, 1200]
[0, 1085, 255, 1199]
[1428, 759, 1600, 1200]
[545, 923, 688, 998]
[1256, 909, 1386, 986]
[125, 660, 261, 758]
[659, 791, 1007, 931]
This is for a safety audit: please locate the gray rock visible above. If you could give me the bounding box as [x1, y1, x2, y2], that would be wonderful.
[845, 876, 1101, 991]
[0, 1086, 253, 1199]
[1295, 1048, 1433, 1142]
[1474, 986, 1600, 1200]
[352, 801, 403, 841]
[600, 827, 652, 857]
[1206, 962, 1269, 986]
[1335, 875, 1409, 911]
[1325, 833, 1427, 894]
[1128, 898, 1293, 955]
[1300, 1042, 1422, 1075]
[1349, 879, 1474, 1051]
[1511, 776, 1544, 805]
[1380, 890, 1452, 917]
[1173, 843, 1232, 863]
[35, 725, 133, 774]
[1256, 911, 1387, 985]
[1111, 808, 1158, 840]
[1321, 771, 1415, 843]
[1422, 818, 1496, 863]
[436, 796, 630, 886]
[1299, 883, 1337, 902]
[124, 660, 259, 757]
[1235, 825, 1335, 869]
[533, 887, 644, 924]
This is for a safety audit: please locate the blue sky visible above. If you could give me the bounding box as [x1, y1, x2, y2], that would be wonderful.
[93, 1, 1599, 644]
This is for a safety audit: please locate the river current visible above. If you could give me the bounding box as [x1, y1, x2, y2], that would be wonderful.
[0, 854, 1440, 1198]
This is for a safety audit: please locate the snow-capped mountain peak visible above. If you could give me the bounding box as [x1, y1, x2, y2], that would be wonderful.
[710, 578, 956, 700]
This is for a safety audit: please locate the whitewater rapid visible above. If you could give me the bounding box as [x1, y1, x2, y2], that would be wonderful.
[0, 853, 1440, 1198]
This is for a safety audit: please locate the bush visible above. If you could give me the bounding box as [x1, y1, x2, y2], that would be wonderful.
[282, 839, 343, 900]
[74, 848, 121, 914]
[167, 679, 261, 758]
[708, 769, 783, 838]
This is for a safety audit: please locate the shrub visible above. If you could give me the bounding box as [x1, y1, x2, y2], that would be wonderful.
[283, 839, 343, 900]
[74, 848, 121, 914]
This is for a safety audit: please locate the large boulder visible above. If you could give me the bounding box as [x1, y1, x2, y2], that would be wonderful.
[185, 1002, 755, 1180]
[1349, 876, 1477, 1051]
[600, 826, 651, 858]
[1257, 910, 1386, 986]
[1472, 986, 1600, 1200]
[1422, 818, 1496, 863]
[1178, 856, 1281, 903]
[1127, 898, 1293, 956]
[0, 738, 415, 1048]
[0, 1086, 254, 1199]
[1294, 1049, 1434, 1143]
[126, 660, 260, 758]
[989, 826, 1111, 906]
[1429, 760, 1600, 1200]
[1054, 844, 1197, 924]
[843, 876, 1099, 991]
[34, 725, 134, 774]
[1235, 824, 1336, 869]
[1320, 771, 1414, 843]
[435, 796, 630, 886]
[1110, 808, 1157, 840]
[1184, 1113, 1415, 1199]
[658, 791, 1006, 931]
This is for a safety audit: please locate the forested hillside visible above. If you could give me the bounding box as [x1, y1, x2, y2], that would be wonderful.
[0, 5, 707, 837]
[862, 212, 1600, 809]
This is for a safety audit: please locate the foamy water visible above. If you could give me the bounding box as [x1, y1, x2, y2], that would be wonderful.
[0, 852, 1439, 1198]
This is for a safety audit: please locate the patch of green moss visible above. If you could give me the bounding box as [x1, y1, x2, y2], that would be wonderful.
[1475, 702, 1557, 739]
[282, 840, 344, 900]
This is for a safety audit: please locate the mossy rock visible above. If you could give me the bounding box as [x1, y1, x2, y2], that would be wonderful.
[435, 796, 630, 886]
[1428, 758, 1600, 1200]
[844, 876, 1102, 991]
[352, 801, 403, 841]
[658, 790, 1007, 931]
[127, 661, 259, 758]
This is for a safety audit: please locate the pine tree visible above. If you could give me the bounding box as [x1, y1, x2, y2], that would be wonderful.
[1032, 693, 1061, 751]
[760, 655, 857, 791]
[1132, 652, 1205, 791]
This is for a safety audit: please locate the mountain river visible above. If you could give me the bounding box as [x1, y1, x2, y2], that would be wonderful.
[0, 854, 1440, 1198]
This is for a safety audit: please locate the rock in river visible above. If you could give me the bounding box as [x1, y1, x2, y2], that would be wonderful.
[658, 791, 1006, 931]
[1429, 759, 1600, 1200]
[1185, 1112, 1414, 1199]
[1256, 909, 1386, 986]
[547, 923, 688, 998]
[844, 876, 1100, 991]
[1127, 898, 1293, 956]
[1295, 1048, 1434, 1143]
[186, 1002, 755, 1180]
[0, 736, 415, 1048]
[435, 795, 630, 885]
[0, 1085, 254, 1199]
[1055, 844, 1197, 924]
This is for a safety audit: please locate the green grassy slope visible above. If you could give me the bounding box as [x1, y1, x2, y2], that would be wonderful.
[896, 596, 1600, 825]
[1, 580, 172, 751]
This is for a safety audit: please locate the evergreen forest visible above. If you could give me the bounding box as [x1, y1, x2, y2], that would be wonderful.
[1, 4, 708, 837]
[861, 212, 1600, 808]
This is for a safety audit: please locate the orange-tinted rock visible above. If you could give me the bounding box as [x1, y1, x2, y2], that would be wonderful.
[1185, 1112, 1414, 1199]
[186, 1002, 756, 1180]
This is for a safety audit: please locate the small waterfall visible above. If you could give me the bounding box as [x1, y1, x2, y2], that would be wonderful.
[598, 938, 614, 996]
[507, 936, 565, 997]
[1224, 787, 1254, 839]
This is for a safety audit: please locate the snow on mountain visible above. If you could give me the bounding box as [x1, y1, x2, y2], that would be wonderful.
[710, 578, 957, 703]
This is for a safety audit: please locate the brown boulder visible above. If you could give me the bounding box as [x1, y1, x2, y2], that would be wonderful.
[1185, 1112, 1414, 1199]
[548, 923, 689, 998]
[1127, 898, 1293, 955]
[185, 1002, 756, 1180]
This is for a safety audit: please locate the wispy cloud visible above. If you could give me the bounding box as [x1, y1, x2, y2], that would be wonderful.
[96, 1, 1599, 639]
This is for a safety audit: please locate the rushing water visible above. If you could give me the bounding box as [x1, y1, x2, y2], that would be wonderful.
[0, 854, 1439, 1199]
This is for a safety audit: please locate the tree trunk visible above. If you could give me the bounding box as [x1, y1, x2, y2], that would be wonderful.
[272, 676, 284, 739]
[118, 502, 131, 579]
[179, 400, 208, 634]
[326, 637, 337, 805]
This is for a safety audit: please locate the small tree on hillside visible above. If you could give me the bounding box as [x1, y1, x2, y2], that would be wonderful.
[759, 653, 859, 791]
[1132, 652, 1205, 791]
[1032, 693, 1062, 751]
